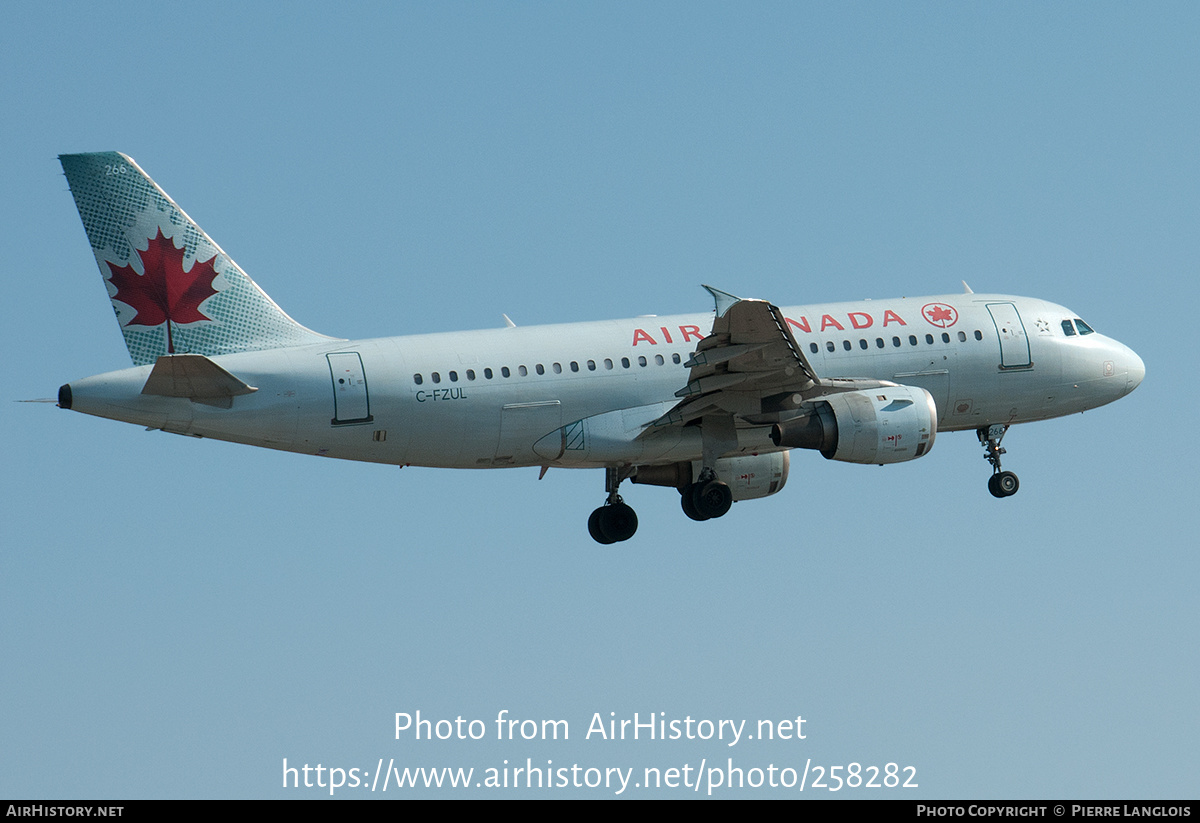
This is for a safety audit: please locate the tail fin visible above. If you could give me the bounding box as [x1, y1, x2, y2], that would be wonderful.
[60, 152, 335, 366]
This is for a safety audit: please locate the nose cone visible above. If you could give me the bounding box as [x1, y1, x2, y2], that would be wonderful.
[1124, 347, 1145, 396]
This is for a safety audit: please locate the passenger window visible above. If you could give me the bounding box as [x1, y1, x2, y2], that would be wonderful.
[974, 330, 982, 341]
[957, 331, 966, 342]
[570, 361, 579, 372]
[587, 360, 596, 371]
[621, 357, 630, 368]
[655, 354, 664, 365]
[638, 356, 647, 367]
[467, 369, 476, 380]
[941, 333, 950, 343]
[843, 340, 851, 351]
[604, 359, 613, 370]
[449, 370, 458, 382]
[484, 368, 493, 379]
[552, 363, 562, 374]
[501, 367, 511, 378]
[925, 334, 934, 345]
[432, 372, 441, 384]
[859, 339, 868, 350]
[810, 343, 819, 354]
[518, 365, 528, 377]
[413, 374, 423, 385]
[826, 341, 835, 352]
[909, 335, 918, 346]
[875, 338, 884, 349]
[672, 353, 682, 364]
[535, 364, 544, 375]
[892, 336, 901, 347]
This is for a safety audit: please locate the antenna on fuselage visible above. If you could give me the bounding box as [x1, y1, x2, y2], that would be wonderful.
[962, 281, 974, 294]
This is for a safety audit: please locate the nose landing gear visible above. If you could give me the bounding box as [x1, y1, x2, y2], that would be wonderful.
[979, 424, 1019, 498]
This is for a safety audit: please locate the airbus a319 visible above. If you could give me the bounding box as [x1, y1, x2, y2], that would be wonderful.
[55, 153, 1145, 543]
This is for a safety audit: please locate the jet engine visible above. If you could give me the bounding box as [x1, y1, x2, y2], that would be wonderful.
[770, 386, 937, 465]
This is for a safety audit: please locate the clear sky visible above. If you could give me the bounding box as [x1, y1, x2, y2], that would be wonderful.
[2, 1, 1196, 799]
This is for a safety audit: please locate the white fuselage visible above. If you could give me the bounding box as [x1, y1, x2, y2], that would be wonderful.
[64, 293, 1144, 471]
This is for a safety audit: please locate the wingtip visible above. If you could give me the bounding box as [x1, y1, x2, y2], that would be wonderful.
[702, 285, 742, 317]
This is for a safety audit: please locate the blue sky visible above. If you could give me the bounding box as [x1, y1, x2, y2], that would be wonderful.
[2, 2, 1196, 798]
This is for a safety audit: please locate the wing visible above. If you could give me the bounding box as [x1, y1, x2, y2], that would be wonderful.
[649, 287, 892, 429]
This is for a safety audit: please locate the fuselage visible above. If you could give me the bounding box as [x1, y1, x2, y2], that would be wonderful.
[63, 292, 1144, 471]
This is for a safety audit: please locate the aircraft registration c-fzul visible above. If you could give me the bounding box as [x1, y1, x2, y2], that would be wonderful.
[56, 152, 1145, 543]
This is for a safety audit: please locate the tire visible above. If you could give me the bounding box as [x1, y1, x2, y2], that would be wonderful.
[588, 508, 616, 544]
[601, 502, 639, 542]
[681, 483, 710, 521]
[693, 479, 733, 519]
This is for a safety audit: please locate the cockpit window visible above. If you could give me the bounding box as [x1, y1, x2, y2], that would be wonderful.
[1061, 319, 1076, 336]
[1075, 318, 1095, 335]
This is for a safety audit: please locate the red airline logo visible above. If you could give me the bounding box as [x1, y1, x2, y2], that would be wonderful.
[105, 229, 220, 353]
[921, 302, 958, 328]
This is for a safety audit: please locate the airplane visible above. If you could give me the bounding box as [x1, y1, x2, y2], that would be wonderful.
[54, 152, 1145, 544]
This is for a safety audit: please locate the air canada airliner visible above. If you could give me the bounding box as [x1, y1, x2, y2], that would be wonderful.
[55, 152, 1145, 543]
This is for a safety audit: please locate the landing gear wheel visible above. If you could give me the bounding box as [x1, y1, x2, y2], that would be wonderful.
[988, 471, 1019, 498]
[589, 468, 638, 544]
[588, 508, 616, 544]
[588, 501, 638, 544]
[604, 501, 638, 541]
[692, 479, 733, 519]
[680, 483, 709, 521]
[979, 425, 1020, 498]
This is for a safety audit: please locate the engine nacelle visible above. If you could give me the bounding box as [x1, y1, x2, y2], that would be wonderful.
[632, 451, 790, 501]
[716, 451, 790, 500]
[770, 385, 937, 465]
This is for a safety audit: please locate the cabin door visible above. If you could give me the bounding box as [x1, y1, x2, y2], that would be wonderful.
[327, 352, 374, 424]
[987, 303, 1032, 369]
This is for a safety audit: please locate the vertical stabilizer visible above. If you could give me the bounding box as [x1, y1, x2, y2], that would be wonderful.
[60, 152, 335, 365]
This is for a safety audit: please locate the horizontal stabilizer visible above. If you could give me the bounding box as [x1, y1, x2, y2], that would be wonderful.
[141, 354, 258, 409]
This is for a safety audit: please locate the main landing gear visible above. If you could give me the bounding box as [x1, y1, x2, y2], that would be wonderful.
[588, 467, 639, 544]
[978, 424, 1019, 498]
[586, 465, 736, 543]
[680, 468, 733, 522]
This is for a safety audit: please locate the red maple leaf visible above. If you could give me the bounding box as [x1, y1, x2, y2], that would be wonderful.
[106, 229, 219, 352]
[925, 305, 954, 324]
